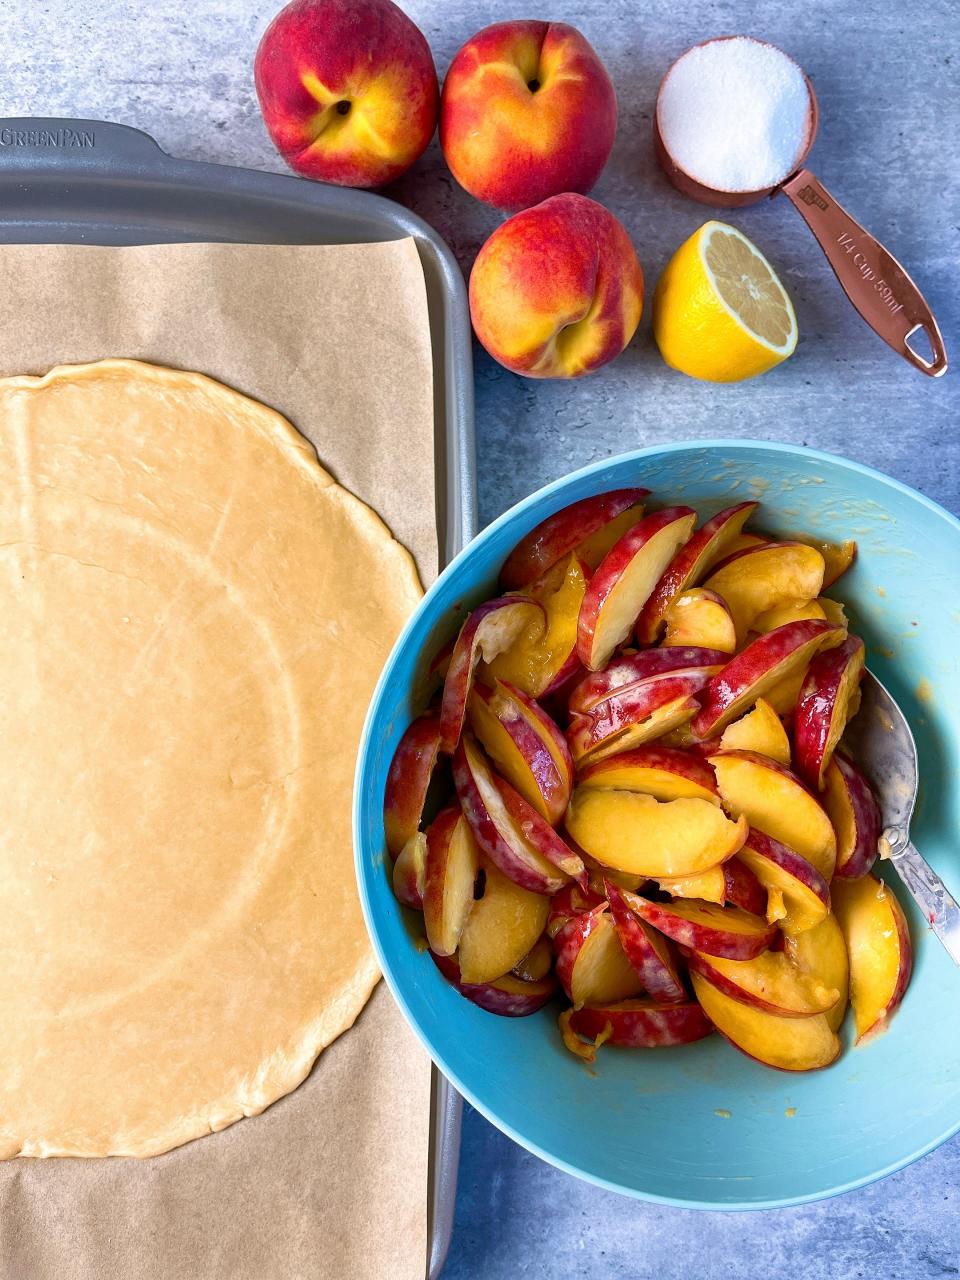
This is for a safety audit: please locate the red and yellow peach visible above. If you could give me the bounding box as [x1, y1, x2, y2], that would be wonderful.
[440, 20, 617, 210]
[469, 193, 644, 379]
[254, 0, 439, 187]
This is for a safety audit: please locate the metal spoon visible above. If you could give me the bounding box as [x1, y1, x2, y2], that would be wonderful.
[841, 669, 960, 965]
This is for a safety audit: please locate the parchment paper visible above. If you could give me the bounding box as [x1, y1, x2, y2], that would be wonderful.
[0, 240, 437, 1279]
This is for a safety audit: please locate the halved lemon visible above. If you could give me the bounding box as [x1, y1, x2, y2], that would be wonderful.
[653, 221, 798, 382]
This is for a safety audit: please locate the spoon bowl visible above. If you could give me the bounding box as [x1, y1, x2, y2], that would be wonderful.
[843, 669, 960, 964]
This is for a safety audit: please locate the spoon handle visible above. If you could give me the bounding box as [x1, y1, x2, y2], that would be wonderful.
[780, 169, 947, 377]
[888, 839, 960, 966]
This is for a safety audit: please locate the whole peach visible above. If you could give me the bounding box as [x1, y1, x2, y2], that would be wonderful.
[440, 21, 617, 210]
[254, 0, 439, 188]
[469, 193, 644, 379]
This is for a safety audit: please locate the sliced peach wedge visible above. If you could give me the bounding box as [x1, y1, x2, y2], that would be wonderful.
[687, 945, 840, 1019]
[383, 710, 443, 859]
[654, 856, 766, 916]
[719, 697, 791, 765]
[440, 596, 545, 753]
[565, 785, 747, 879]
[467, 679, 572, 824]
[710, 750, 838, 881]
[577, 506, 697, 671]
[571, 646, 729, 714]
[392, 832, 428, 910]
[457, 855, 549, 985]
[546, 881, 606, 938]
[431, 951, 557, 1017]
[702, 540, 827, 642]
[635, 500, 758, 644]
[486, 553, 589, 699]
[604, 880, 688, 1003]
[692, 972, 841, 1071]
[423, 806, 480, 957]
[794, 634, 866, 790]
[563, 1000, 712, 1058]
[736, 827, 831, 933]
[554, 904, 644, 1008]
[832, 875, 912, 1043]
[453, 734, 582, 894]
[512, 934, 553, 983]
[693, 619, 844, 739]
[823, 752, 881, 880]
[622, 891, 776, 959]
[578, 744, 718, 804]
[662, 587, 736, 653]
[783, 912, 849, 1033]
[499, 487, 648, 589]
[750, 598, 827, 634]
[793, 536, 857, 588]
[567, 670, 717, 765]
[720, 531, 766, 558]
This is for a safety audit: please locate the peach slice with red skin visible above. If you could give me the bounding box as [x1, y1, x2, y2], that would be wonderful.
[578, 743, 718, 803]
[604, 880, 688, 1003]
[567, 670, 717, 765]
[452, 735, 576, 893]
[487, 554, 589, 698]
[832, 874, 912, 1042]
[622, 890, 776, 959]
[693, 619, 844, 739]
[570, 645, 727, 715]
[720, 697, 790, 765]
[392, 831, 427, 909]
[468, 679, 571, 823]
[500, 488, 648, 589]
[692, 972, 841, 1071]
[575, 502, 650, 571]
[565, 786, 747, 879]
[383, 710, 443, 859]
[710, 750, 838, 881]
[423, 806, 480, 956]
[736, 827, 830, 933]
[824, 752, 880, 879]
[662, 587, 737, 652]
[431, 951, 557, 1017]
[795, 634, 866, 790]
[457, 855, 549, 984]
[722, 856, 768, 915]
[492, 775, 586, 885]
[512, 934, 553, 982]
[783, 912, 849, 1033]
[440, 596, 544, 752]
[565, 999, 712, 1054]
[687, 947, 840, 1019]
[547, 881, 605, 937]
[577, 506, 697, 671]
[635, 500, 758, 644]
[553, 905, 644, 1007]
[702, 541, 826, 642]
[655, 856, 766, 915]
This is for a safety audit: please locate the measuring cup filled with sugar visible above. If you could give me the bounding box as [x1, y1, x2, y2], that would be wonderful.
[653, 36, 946, 377]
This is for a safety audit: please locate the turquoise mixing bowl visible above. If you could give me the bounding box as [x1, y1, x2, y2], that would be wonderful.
[353, 440, 960, 1208]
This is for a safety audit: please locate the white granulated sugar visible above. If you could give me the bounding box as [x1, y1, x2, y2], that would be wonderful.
[658, 37, 811, 192]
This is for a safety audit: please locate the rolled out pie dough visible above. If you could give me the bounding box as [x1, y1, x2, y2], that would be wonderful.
[0, 359, 421, 1158]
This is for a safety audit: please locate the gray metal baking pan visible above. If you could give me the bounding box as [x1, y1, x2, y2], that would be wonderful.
[0, 115, 474, 1280]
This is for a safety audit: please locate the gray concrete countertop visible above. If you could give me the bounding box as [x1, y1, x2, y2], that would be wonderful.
[4, 0, 958, 1276]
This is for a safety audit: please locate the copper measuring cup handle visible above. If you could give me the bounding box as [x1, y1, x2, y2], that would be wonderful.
[780, 169, 947, 377]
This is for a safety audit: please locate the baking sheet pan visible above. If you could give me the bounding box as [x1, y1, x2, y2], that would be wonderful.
[0, 115, 475, 1280]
